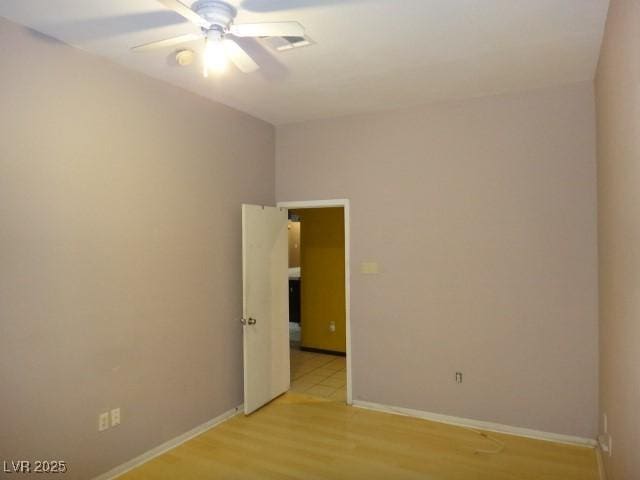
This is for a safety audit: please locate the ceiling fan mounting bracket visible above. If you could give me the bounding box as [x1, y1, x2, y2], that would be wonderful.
[192, 0, 236, 31]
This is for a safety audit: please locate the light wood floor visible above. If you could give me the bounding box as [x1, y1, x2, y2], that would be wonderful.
[119, 393, 598, 480]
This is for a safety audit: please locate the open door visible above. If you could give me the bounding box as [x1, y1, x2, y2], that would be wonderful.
[241, 204, 290, 414]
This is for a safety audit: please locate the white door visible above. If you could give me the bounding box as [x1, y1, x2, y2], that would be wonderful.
[241, 204, 290, 414]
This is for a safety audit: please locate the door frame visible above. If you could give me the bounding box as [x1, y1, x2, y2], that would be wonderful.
[277, 198, 352, 405]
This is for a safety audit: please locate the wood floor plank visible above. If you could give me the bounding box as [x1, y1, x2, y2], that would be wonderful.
[118, 393, 598, 480]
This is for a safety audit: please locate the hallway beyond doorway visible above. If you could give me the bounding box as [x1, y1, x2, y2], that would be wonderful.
[290, 348, 346, 401]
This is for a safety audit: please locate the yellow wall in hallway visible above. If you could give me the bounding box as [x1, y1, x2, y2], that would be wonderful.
[292, 208, 346, 353]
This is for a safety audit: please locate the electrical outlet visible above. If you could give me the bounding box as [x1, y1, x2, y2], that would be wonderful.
[455, 372, 463, 383]
[329, 321, 336, 333]
[110, 408, 121, 427]
[98, 412, 110, 432]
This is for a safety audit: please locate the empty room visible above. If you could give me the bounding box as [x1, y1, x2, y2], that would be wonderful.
[0, 0, 637, 479]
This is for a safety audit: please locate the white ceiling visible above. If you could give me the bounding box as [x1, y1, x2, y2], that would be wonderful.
[0, 0, 609, 125]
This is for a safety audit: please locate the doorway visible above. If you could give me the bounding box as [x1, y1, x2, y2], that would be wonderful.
[278, 199, 352, 405]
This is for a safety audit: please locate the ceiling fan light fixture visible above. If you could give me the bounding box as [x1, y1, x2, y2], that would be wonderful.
[203, 30, 228, 77]
[132, 0, 306, 78]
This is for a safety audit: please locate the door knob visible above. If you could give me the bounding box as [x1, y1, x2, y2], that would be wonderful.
[240, 317, 257, 325]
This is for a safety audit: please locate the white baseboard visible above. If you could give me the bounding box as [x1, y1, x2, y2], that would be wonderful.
[93, 404, 243, 480]
[353, 400, 597, 448]
[595, 445, 608, 480]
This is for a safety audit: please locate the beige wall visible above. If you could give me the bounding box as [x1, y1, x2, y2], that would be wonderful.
[0, 18, 274, 480]
[277, 82, 599, 438]
[596, 0, 640, 478]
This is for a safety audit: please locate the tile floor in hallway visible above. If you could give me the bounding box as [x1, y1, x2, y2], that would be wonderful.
[290, 348, 346, 401]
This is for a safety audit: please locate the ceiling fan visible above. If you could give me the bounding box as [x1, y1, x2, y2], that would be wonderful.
[132, 0, 305, 76]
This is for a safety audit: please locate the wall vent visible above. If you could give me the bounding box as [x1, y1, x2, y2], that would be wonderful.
[261, 35, 314, 52]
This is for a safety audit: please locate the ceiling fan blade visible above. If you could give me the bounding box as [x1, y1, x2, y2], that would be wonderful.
[131, 32, 203, 52]
[157, 0, 211, 28]
[230, 22, 305, 38]
[224, 39, 260, 73]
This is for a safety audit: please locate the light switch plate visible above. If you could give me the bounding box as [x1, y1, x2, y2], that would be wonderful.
[98, 412, 110, 432]
[110, 408, 121, 427]
[361, 262, 379, 274]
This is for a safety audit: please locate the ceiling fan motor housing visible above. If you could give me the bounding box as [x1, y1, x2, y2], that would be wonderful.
[193, 0, 237, 31]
